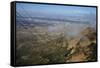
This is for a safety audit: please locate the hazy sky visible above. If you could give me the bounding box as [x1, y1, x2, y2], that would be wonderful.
[16, 3, 96, 16]
[16, 3, 96, 25]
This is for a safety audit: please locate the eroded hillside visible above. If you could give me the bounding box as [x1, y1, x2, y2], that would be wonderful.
[16, 24, 97, 65]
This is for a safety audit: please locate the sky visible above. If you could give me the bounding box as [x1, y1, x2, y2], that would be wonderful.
[16, 2, 96, 24]
[16, 3, 96, 16]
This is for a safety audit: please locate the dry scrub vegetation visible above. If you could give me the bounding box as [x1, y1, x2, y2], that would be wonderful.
[16, 24, 97, 65]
